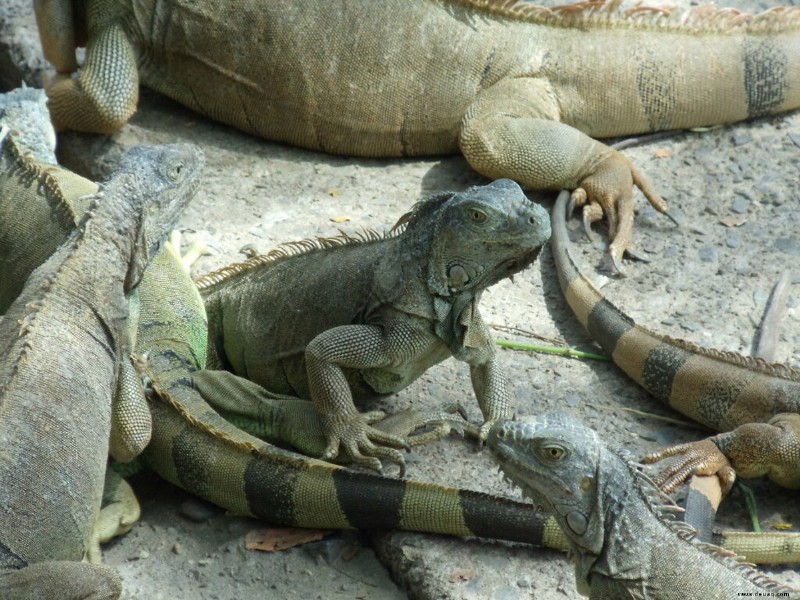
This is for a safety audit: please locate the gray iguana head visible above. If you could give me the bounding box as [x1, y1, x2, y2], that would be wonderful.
[488, 412, 609, 559]
[102, 144, 205, 291]
[398, 179, 550, 296]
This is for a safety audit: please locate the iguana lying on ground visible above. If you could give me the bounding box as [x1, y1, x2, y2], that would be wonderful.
[0, 139, 202, 600]
[489, 413, 800, 599]
[550, 189, 800, 497]
[193, 178, 550, 472]
[35, 0, 800, 269]
[130, 232, 571, 550]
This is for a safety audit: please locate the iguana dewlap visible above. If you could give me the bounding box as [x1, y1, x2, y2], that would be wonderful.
[196, 179, 550, 472]
[35, 0, 800, 268]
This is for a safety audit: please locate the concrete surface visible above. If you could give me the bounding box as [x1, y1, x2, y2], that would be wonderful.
[1, 1, 798, 598]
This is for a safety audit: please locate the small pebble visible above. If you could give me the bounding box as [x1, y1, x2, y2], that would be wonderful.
[181, 498, 223, 522]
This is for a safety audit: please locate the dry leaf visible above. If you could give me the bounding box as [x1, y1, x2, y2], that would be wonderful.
[772, 522, 794, 531]
[448, 568, 476, 583]
[330, 215, 350, 223]
[245, 527, 333, 552]
[654, 147, 672, 158]
[718, 215, 747, 227]
[327, 188, 342, 197]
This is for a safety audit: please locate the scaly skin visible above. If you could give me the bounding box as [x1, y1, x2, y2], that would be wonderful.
[550, 190, 800, 495]
[488, 413, 800, 599]
[0, 142, 202, 600]
[196, 179, 551, 472]
[35, 0, 800, 268]
[132, 234, 570, 550]
[0, 88, 97, 313]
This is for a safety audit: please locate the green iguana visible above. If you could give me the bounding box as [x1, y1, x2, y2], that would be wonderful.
[131, 232, 571, 550]
[488, 412, 800, 599]
[0, 87, 570, 582]
[34, 0, 800, 269]
[0, 140, 203, 600]
[0, 86, 97, 313]
[193, 178, 551, 472]
[550, 189, 800, 496]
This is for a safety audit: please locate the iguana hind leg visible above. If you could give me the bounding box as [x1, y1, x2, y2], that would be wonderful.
[192, 369, 473, 470]
[460, 77, 668, 272]
[45, 19, 139, 133]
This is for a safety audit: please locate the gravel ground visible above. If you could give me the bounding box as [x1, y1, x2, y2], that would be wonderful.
[1, 1, 798, 598]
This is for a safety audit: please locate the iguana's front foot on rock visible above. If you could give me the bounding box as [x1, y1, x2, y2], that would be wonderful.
[645, 415, 800, 493]
[643, 438, 737, 494]
[87, 470, 141, 564]
[320, 410, 410, 476]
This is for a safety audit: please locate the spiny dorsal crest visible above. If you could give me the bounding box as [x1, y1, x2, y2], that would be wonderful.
[577, 261, 800, 383]
[0, 125, 80, 224]
[194, 228, 390, 290]
[448, 0, 800, 32]
[621, 451, 797, 592]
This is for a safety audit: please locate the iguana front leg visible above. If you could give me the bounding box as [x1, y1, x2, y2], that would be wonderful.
[304, 323, 437, 474]
[460, 77, 667, 272]
[644, 413, 800, 493]
[192, 369, 473, 459]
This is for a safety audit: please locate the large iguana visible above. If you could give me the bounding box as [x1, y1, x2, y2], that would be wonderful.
[193, 178, 551, 472]
[488, 412, 800, 599]
[132, 232, 571, 549]
[34, 0, 800, 269]
[0, 138, 203, 599]
[550, 189, 800, 495]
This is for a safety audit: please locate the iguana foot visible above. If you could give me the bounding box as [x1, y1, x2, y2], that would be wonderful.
[643, 438, 736, 494]
[321, 411, 410, 477]
[87, 470, 141, 564]
[570, 157, 669, 274]
[373, 403, 480, 446]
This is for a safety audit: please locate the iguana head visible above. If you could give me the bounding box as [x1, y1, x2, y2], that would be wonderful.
[488, 412, 608, 563]
[109, 144, 204, 292]
[401, 179, 550, 296]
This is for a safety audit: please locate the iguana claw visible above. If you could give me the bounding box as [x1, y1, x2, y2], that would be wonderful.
[321, 411, 410, 477]
[570, 153, 670, 274]
[643, 438, 737, 494]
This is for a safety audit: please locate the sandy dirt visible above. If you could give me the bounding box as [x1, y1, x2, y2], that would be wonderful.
[1, 1, 798, 598]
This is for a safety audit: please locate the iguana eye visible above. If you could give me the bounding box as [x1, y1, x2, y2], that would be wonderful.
[541, 444, 566, 461]
[169, 162, 186, 181]
[470, 209, 487, 223]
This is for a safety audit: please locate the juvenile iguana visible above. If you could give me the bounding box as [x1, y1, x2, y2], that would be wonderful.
[488, 412, 800, 599]
[194, 178, 551, 472]
[550, 189, 800, 497]
[0, 142, 202, 600]
[35, 0, 800, 269]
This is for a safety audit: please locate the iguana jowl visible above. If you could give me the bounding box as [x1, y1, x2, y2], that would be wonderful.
[35, 0, 800, 268]
[0, 140, 203, 600]
[488, 413, 800, 599]
[196, 178, 551, 472]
